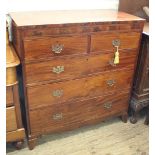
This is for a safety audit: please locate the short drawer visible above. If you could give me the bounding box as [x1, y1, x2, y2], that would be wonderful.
[27, 69, 134, 110]
[24, 35, 88, 61]
[29, 92, 129, 134]
[25, 49, 137, 85]
[91, 32, 141, 52]
[6, 86, 14, 107]
[6, 107, 17, 132]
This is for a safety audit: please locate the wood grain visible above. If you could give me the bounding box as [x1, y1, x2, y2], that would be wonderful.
[23, 35, 88, 61]
[6, 86, 13, 106]
[9, 10, 144, 27]
[29, 91, 129, 134]
[27, 69, 134, 110]
[25, 50, 137, 85]
[91, 32, 141, 52]
[6, 44, 20, 68]
[6, 36, 20, 86]
[6, 107, 17, 132]
[6, 128, 25, 142]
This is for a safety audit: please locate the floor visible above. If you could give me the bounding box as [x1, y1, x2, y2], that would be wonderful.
[6, 116, 149, 155]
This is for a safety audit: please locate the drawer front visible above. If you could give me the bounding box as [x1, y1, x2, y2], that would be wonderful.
[6, 86, 13, 106]
[24, 35, 88, 61]
[91, 32, 141, 52]
[29, 92, 129, 134]
[27, 69, 134, 110]
[25, 49, 137, 84]
[6, 107, 17, 132]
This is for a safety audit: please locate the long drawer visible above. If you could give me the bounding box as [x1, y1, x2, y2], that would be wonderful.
[23, 35, 88, 61]
[91, 32, 141, 52]
[6, 107, 17, 132]
[25, 50, 137, 85]
[27, 69, 134, 110]
[29, 92, 129, 134]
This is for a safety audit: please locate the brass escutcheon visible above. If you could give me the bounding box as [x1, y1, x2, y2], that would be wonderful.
[52, 113, 63, 120]
[107, 79, 116, 86]
[112, 39, 120, 47]
[52, 66, 64, 74]
[103, 102, 112, 109]
[52, 44, 64, 54]
[53, 89, 63, 97]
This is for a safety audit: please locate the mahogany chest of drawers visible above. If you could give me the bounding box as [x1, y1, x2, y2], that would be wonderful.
[10, 10, 145, 149]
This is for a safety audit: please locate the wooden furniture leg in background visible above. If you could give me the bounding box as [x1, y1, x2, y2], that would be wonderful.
[28, 137, 38, 150]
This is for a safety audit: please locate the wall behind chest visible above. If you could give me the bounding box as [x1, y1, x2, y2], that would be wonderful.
[6, 0, 119, 12]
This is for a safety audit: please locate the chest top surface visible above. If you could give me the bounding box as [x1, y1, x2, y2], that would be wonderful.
[10, 10, 144, 27]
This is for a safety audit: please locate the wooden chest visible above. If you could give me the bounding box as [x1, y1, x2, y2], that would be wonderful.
[6, 85, 25, 149]
[130, 23, 149, 124]
[10, 10, 145, 149]
[6, 32, 25, 149]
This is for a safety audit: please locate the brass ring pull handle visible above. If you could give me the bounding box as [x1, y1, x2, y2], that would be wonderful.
[52, 89, 63, 97]
[52, 113, 63, 120]
[112, 39, 120, 65]
[52, 44, 64, 54]
[107, 79, 116, 86]
[103, 102, 112, 109]
[52, 66, 64, 74]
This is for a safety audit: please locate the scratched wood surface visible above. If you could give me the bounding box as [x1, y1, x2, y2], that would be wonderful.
[6, 117, 148, 155]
